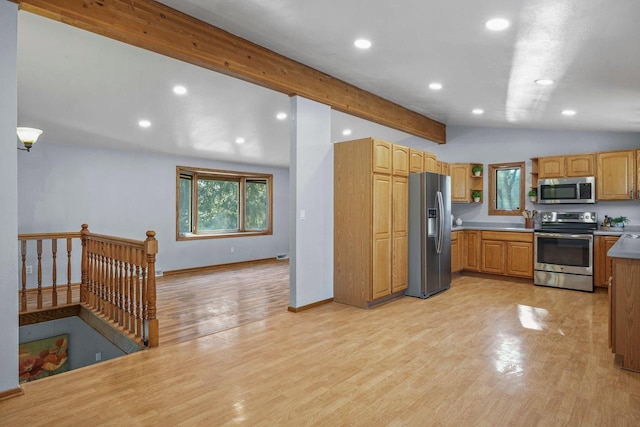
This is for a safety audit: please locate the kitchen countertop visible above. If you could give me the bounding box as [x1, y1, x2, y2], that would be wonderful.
[451, 222, 533, 233]
[608, 233, 640, 259]
[594, 225, 640, 236]
[451, 223, 640, 235]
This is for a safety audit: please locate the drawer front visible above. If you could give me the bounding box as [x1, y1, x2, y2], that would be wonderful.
[481, 231, 533, 243]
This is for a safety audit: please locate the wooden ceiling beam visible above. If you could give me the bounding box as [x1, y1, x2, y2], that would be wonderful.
[16, 0, 446, 143]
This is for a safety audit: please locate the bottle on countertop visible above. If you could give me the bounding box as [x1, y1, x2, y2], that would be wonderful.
[603, 215, 610, 227]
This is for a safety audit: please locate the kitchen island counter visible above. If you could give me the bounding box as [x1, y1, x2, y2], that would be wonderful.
[608, 233, 640, 260]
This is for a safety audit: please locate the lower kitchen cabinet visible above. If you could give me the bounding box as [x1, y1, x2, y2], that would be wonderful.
[595, 235, 620, 287]
[451, 231, 464, 273]
[479, 231, 534, 278]
[506, 241, 534, 278]
[610, 256, 640, 372]
[481, 240, 505, 274]
[454, 230, 534, 278]
[464, 230, 481, 271]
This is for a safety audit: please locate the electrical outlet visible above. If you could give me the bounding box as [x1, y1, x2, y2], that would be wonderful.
[95, 352, 102, 362]
[26, 265, 33, 275]
[230, 247, 235, 253]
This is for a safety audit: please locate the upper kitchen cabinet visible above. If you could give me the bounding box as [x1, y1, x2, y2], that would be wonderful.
[596, 150, 636, 200]
[538, 156, 565, 178]
[372, 139, 393, 174]
[537, 154, 594, 179]
[409, 149, 424, 173]
[450, 163, 483, 203]
[423, 152, 438, 173]
[566, 154, 595, 177]
[393, 145, 409, 176]
[436, 161, 450, 176]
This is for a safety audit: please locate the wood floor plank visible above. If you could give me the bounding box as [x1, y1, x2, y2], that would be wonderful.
[4, 271, 640, 425]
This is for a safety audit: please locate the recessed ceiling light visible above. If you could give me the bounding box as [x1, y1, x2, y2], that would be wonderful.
[138, 120, 151, 128]
[354, 39, 372, 49]
[535, 79, 554, 86]
[235, 137, 245, 144]
[342, 129, 352, 136]
[472, 109, 484, 115]
[562, 110, 577, 116]
[429, 82, 443, 90]
[276, 112, 287, 120]
[485, 18, 510, 31]
[173, 85, 188, 95]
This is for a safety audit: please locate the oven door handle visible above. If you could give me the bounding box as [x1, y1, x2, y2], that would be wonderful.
[534, 232, 593, 240]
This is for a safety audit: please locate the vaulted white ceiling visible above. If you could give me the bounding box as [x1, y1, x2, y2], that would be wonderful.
[17, 1, 640, 167]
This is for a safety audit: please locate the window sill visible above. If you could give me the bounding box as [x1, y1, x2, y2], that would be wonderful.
[177, 230, 272, 241]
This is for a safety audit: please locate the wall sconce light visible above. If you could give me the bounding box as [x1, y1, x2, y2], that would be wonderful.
[17, 127, 43, 152]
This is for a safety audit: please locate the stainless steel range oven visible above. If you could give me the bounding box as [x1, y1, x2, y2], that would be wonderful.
[534, 211, 597, 292]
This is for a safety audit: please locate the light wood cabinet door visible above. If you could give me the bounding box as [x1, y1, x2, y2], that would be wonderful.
[612, 257, 640, 372]
[372, 174, 392, 299]
[392, 144, 409, 176]
[409, 149, 424, 173]
[594, 236, 620, 287]
[597, 150, 635, 200]
[637, 150, 640, 200]
[423, 152, 437, 172]
[372, 140, 392, 175]
[451, 231, 461, 273]
[566, 154, 595, 177]
[481, 240, 505, 274]
[506, 242, 533, 278]
[392, 176, 408, 292]
[538, 156, 566, 178]
[464, 230, 481, 271]
[450, 164, 470, 203]
[442, 162, 450, 176]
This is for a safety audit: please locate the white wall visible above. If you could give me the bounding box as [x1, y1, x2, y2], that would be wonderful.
[17, 141, 289, 273]
[402, 126, 640, 225]
[0, 1, 19, 394]
[289, 96, 333, 308]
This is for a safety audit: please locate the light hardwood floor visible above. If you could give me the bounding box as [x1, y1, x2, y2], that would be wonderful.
[156, 259, 291, 346]
[3, 266, 640, 426]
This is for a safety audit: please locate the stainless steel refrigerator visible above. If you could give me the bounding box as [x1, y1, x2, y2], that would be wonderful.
[406, 172, 452, 298]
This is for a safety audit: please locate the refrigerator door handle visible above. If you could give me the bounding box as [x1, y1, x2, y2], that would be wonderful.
[436, 190, 444, 254]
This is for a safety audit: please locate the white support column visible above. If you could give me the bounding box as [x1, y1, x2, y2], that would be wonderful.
[0, 1, 19, 394]
[289, 96, 333, 308]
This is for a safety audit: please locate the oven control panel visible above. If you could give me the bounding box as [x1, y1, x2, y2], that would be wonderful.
[540, 211, 597, 224]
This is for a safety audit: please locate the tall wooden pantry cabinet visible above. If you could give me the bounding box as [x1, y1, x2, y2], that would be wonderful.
[334, 138, 409, 308]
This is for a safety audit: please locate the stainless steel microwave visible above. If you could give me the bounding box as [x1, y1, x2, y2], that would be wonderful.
[537, 177, 596, 204]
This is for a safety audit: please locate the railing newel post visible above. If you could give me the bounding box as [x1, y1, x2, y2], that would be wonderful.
[80, 224, 89, 304]
[144, 230, 159, 347]
[20, 240, 27, 312]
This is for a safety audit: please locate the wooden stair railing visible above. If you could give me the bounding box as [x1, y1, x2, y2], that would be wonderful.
[18, 231, 82, 312]
[82, 225, 159, 347]
[18, 224, 159, 348]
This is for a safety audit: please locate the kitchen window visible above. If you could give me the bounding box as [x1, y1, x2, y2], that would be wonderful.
[177, 166, 272, 240]
[488, 162, 525, 216]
